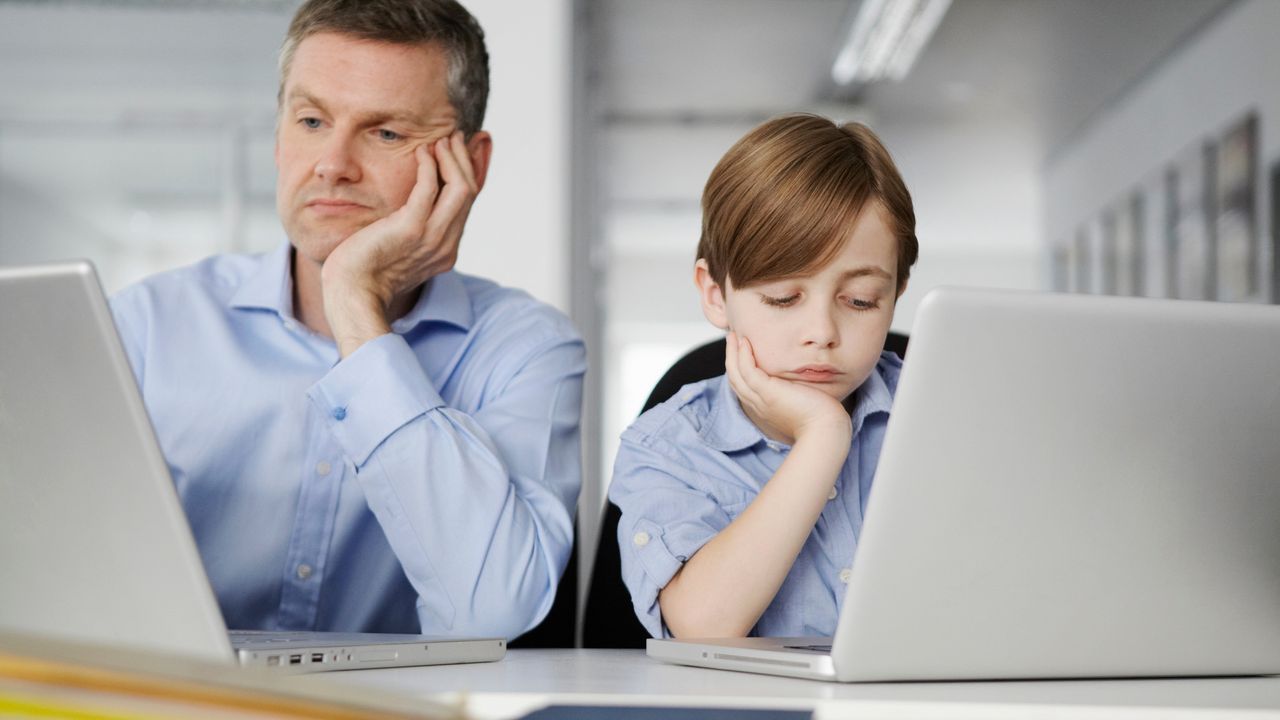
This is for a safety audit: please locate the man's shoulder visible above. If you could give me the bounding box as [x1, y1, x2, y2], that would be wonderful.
[453, 270, 581, 344]
[111, 251, 264, 311]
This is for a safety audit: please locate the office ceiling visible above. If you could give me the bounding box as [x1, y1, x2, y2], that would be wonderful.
[596, 0, 1239, 160]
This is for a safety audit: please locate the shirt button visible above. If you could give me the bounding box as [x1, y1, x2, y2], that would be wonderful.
[633, 531, 651, 547]
[316, 461, 331, 477]
[828, 486, 839, 501]
[296, 564, 313, 580]
[839, 568, 852, 584]
[332, 407, 347, 421]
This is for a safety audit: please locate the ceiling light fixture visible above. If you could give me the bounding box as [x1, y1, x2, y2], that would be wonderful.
[831, 0, 952, 85]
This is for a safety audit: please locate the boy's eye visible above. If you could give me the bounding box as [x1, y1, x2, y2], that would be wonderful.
[844, 297, 879, 311]
[760, 293, 799, 307]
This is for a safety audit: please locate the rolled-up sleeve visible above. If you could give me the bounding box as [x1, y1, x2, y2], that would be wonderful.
[609, 428, 741, 638]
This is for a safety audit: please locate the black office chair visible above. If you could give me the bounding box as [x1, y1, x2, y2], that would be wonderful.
[581, 332, 908, 648]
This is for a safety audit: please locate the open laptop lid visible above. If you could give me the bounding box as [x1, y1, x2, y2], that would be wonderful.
[832, 287, 1280, 680]
[0, 261, 233, 663]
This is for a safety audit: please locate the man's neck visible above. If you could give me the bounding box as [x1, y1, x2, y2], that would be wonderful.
[290, 248, 421, 340]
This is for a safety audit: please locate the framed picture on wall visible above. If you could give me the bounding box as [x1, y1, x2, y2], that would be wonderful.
[1165, 142, 1214, 300]
[1050, 241, 1070, 293]
[1072, 223, 1093, 294]
[1121, 190, 1146, 296]
[1099, 210, 1119, 295]
[1213, 113, 1259, 302]
[1271, 159, 1280, 303]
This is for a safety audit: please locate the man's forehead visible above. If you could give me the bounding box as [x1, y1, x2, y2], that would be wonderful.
[281, 32, 456, 122]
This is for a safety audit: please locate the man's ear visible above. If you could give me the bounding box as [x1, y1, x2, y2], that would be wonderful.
[694, 259, 729, 330]
[466, 131, 493, 192]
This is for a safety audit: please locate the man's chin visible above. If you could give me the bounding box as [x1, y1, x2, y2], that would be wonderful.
[287, 229, 358, 266]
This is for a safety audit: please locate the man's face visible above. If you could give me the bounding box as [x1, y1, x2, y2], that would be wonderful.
[707, 203, 901, 402]
[276, 32, 458, 265]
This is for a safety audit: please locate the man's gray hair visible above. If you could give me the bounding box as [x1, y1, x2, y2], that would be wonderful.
[278, 0, 490, 137]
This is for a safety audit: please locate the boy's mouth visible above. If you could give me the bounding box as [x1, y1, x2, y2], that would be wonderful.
[789, 365, 843, 382]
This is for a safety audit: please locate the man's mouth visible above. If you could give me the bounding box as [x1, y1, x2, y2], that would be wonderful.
[305, 199, 368, 215]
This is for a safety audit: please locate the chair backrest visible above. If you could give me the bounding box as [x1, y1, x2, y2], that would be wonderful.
[582, 332, 908, 647]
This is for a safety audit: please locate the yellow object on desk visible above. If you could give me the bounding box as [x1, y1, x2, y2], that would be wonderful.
[0, 630, 463, 720]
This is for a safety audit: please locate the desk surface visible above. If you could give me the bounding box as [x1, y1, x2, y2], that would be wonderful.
[291, 649, 1280, 719]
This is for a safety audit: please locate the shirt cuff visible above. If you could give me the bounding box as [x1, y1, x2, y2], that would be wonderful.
[622, 517, 688, 639]
[307, 333, 445, 467]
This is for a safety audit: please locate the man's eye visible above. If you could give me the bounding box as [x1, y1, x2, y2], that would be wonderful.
[760, 294, 799, 307]
[378, 129, 402, 142]
[300, 117, 322, 129]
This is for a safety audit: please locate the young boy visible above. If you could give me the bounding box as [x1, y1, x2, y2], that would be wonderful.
[609, 114, 919, 639]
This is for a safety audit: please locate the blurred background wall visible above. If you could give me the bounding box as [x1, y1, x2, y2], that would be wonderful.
[1, 0, 1270, 635]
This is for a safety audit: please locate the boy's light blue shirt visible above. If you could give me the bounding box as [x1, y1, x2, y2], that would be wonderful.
[609, 352, 901, 638]
[109, 242, 585, 639]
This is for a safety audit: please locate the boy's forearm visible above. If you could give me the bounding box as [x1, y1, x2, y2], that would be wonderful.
[658, 428, 849, 638]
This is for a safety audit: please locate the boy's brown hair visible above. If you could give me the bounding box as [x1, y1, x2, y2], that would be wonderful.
[697, 114, 918, 292]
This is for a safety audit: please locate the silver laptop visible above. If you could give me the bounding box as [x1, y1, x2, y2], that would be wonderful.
[0, 261, 505, 672]
[649, 286, 1280, 681]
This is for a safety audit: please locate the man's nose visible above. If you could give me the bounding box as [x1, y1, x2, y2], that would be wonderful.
[801, 304, 840, 348]
[314, 133, 360, 184]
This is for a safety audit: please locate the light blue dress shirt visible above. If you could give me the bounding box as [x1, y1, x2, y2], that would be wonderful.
[609, 352, 900, 638]
[110, 242, 585, 639]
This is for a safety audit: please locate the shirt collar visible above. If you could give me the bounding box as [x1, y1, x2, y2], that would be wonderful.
[700, 374, 771, 453]
[848, 354, 895, 436]
[228, 241, 293, 317]
[700, 354, 897, 453]
[390, 269, 473, 333]
[227, 241, 473, 332]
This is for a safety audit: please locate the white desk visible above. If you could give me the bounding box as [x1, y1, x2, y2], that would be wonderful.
[291, 649, 1280, 719]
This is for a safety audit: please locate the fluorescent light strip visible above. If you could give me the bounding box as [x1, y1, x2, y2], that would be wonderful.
[831, 0, 952, 85]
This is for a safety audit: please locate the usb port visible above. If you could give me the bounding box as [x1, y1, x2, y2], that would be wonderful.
[311, 652, 324, 663]
[289, 654, 302, 665]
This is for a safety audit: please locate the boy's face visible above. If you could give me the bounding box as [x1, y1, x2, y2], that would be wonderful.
[697, 202, 902, 402]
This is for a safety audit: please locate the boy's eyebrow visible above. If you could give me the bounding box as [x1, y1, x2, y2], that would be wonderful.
[838, 267, 894, 282]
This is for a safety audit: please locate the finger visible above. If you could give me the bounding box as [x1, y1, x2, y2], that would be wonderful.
[426, 137, 476, 233]
[436, 134, 477, 195]
[725, 333, 764, 409]
[400, 144, 440, 229]
[449, 131, 479, 190]
[735, 336, 777, 405]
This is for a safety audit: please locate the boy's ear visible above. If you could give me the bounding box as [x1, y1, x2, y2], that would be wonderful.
[693, 259, 729, 330]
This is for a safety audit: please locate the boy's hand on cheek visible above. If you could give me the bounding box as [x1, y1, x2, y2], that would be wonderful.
[725, 332, 852, 447]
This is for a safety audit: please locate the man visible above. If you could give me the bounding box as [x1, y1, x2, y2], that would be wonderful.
[109, 0, 584, 640]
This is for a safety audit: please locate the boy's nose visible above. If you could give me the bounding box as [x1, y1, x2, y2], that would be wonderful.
[801, 306, 839, 348]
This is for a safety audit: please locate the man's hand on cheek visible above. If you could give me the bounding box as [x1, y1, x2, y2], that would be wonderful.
[724, 333, 852, 447]
[321, 132, 480, 357]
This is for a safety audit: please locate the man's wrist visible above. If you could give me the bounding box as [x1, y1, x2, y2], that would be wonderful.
[323, 280, 392, 358]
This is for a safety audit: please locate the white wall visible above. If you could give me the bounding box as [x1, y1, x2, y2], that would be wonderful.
[457, 0, 573, 312]
[1044, 0, 1277, 299]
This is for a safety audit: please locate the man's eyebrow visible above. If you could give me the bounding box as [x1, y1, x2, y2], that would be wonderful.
[284, 88, 432, 127]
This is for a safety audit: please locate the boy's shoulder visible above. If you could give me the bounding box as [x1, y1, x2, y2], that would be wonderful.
[621, 376, 727, 449]
[877, 349, 904, 395]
